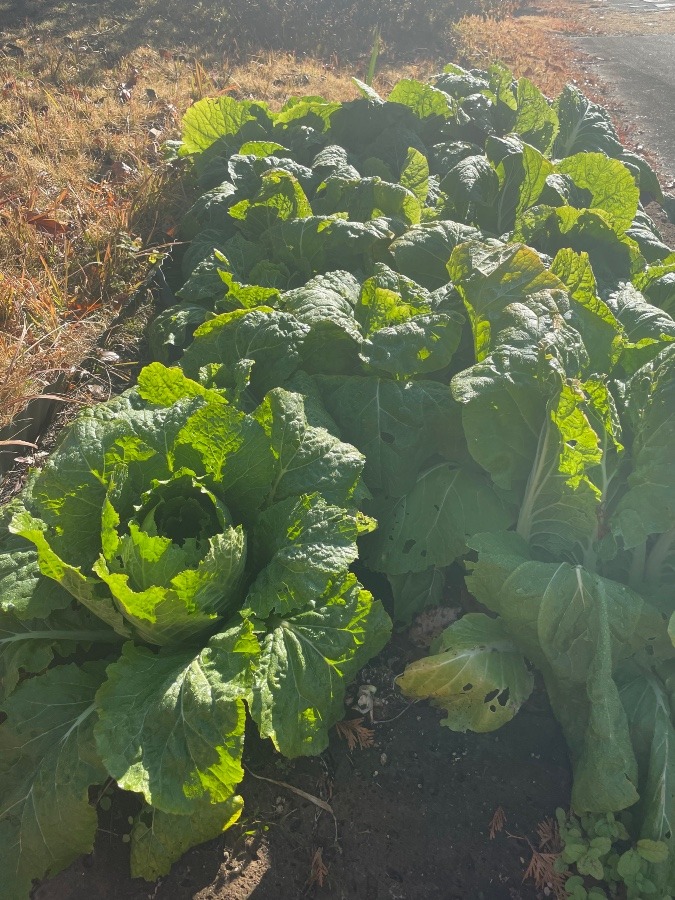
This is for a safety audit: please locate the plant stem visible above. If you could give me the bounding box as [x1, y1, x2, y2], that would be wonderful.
[628, 541, 647, 591]
[645, 526, 675, 585]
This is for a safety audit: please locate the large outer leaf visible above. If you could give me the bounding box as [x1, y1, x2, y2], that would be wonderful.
[364, 463, 514, 575]
[229, 170, 313, 239]
[487, 63, 518, 132]
[10, 508, 133, 638]
[626, 209, 672, 262]
[448, 241, 564, 361]
[556, 153, 639, 233]
[490, 139, 553, 235]
[388, 567, 445, 627]
[254, 388, 365, 506]
[0, 663, 107, 900]
[451, 288, 603, 541]
[606, 282, 675, 374]
[435, 65, 490, 98]
[440, 154, 499, 213]
[515, 206, 644, 286]
[173, 401, 275, 515]
[131, 794, 244, 881]
[180, 97, 265, 156]
[397, 613, 533, 731]
[243, 493, 368, 619]
[250, 573, 391, 756]
[136, 362, 223, 407]
[452, 343, 546, 495]
[388, 79, 453, 118]
[315, 375, 466, 497]
[0, 499, 72, 621]
[278, 270, 363, 375]
[149, 304, 210, 364]
[513, 78, 559, 154]
[620, 149, 664, 202]
[273, 97, 340, 128]
[550, 249, 622, 372]
[618, 662, 675, 894]
[553, 85, 622, 158]
[389, 221, 482, 290]
[360, 311, 462, 378]
[614, 346, 675, 548]
[282, 269, 360, 319]
[0, 605, 120, 702]
[314, 176, 422, 227]
[180, 308, 310, 398]
[515, 384, 604, 561]
[95, 624, 257, 815]
[261, 215, 393, 280]
[467, 532, 644, 813]
[180, 183, 237, 241]
[400, 147, 430, 203]
[634, 254, 675, 317]
[355, 271, 430, 334]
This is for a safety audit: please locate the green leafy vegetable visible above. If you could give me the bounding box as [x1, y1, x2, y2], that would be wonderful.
[6, 61, 675, 897]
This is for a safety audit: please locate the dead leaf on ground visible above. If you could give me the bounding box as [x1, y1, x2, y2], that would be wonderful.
[24, 211, 70, 235]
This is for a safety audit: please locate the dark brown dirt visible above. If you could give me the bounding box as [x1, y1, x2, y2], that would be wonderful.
[35, 642, 571, 900]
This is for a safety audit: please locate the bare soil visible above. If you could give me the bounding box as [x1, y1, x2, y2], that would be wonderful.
[36, 638, 571, 900]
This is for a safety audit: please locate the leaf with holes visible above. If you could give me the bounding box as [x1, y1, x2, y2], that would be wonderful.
[397, 613, 533, 731]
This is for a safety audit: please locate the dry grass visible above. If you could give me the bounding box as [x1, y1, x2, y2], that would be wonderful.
[0, 43, 189, 431]
[454, 1, 598, 96]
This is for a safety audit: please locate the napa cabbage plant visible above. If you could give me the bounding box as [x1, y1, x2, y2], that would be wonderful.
[5, 58, 675, 898]
[160, 62, 675, 897]
[0, 363, 390, 897]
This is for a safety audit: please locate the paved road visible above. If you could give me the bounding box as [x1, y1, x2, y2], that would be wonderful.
[572, 6, 675, 182]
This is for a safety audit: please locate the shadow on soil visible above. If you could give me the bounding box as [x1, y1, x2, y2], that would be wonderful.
[1, 0, 236, 60]
[37, 645, 572, 900]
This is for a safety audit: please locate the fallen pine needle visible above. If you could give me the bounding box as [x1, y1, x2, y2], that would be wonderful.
[306, 846, 329, 889]
[335, 717, 375, 751]
[488, 805, 507, 839]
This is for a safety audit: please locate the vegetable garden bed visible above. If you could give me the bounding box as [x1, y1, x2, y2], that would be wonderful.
[2, 61, 675, 900]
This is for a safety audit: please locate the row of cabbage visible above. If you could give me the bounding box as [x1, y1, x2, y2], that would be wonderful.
[2, 63, 675, 897]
